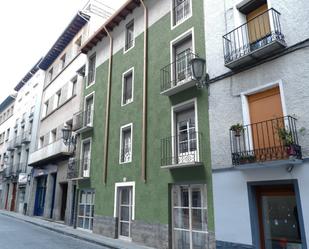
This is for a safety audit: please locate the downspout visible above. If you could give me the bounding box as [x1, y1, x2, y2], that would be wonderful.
[140, 0, 148, 183]
[103, 26, 113, 184]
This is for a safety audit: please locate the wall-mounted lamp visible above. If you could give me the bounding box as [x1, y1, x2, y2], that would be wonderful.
[62, 124, 77, 152]
[190, 57, 209, 89]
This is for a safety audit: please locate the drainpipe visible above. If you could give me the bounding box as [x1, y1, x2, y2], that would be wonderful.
[140, 0, 148, 183]
[103, 26, 113, 184]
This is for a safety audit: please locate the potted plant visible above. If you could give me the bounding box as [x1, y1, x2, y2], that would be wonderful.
[230, 123, 244, 137]
[277, 127, 296, 156]
[239, 154, 256, 164]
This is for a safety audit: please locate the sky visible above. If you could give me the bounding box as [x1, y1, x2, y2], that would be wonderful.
[0, 0, 125, 103]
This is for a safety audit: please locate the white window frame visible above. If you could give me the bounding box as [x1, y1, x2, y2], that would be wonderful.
[42, 101, 49, 118]
[49, 129, 57, 144]
[123, 20, 135, 54]
[119, 123, 133, 164]
[80, 137, 92, 178]
[113, 181, 135, 239]
[77, 189, 95, 231]
[171, 184, 208, 249]
[170, 28, 195, 87]
[171, 98, 199, 164]
[68, 76, 78, 98]
[121, 67, 134, 106]
[86, 53, 96, 89]
[84, 91, 95, 127]
[171, 0, 193, 30]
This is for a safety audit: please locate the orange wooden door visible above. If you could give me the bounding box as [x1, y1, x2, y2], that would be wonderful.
[247, 4, 271, 43]
[248, 87, 284, 161]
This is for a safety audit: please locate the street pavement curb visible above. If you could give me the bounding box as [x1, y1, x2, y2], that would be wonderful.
[0, 211, 154, 249]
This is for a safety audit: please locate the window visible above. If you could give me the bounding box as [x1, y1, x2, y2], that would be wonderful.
[30, 106, 35, 116]
[75, 36, 82, 54]
[87, 54, 96, 86]
[22, 113, 26, 122]
[69, 77, 78, 97]
[50, 129, 57, 143]
[125, 20, 134, 51]
[48, 68, 53, 82]
[84, 95, 94, 126]
[81, 139, 91, 177]
[120, 124, 132, 163]
[60, 54, 66, 69]
[39, 136, 45, 148]
[122, 69, 134, 106]
[55, 90, 61, 109]
[77, 190, 95, 230]
[173, 35, 193, 86]
[173, 0, 192, 26]
[43, 100, 49, 118]
[0, 115, 2, 123]
[172, 185, 207, 249]
[6, 129, 10, 141]
[173, 100, 199, 164]
[28, 121, 33, 135]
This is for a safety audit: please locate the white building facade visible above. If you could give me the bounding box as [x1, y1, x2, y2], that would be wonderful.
[204, 0, 309, 248]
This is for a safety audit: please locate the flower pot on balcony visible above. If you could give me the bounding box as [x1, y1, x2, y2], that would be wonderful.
[285, 144, 297, 157]
[230, 123, 244, 137]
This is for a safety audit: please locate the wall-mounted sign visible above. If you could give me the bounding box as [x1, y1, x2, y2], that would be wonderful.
[18, 173, 28, 184]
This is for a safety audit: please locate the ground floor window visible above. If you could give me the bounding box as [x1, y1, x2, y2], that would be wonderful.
[255, 184, 303, 249]
[172, 184, 208, 249]
[77, 190, 95, 230]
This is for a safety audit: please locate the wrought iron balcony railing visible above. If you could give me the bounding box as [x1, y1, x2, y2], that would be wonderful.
[173, 0, 191, 26]
[230, 116, 302, 166]
[161, 131, 203, 168]
[67, 158, 91, 179]
[160, 51, 198, 94]
[72, 108, 94, 132]
[223, 8, 285, 67]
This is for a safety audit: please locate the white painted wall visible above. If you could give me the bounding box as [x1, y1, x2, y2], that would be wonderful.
[213, 163, 309, 246]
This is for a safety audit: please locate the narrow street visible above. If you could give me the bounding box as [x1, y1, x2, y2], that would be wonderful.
[0, 214, 109, 249]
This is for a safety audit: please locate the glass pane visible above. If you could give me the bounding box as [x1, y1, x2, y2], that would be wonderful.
[192, 188, 202, 207]
[78, 217, 84, 228]
[173, 186, 189, 207]
[173, 230, 190, 249]
[121, 188, 130, 205]
[261, 195, 302, 249]
[120, 206, 130, 221]
[192, 232, 207, 249]
[84, 218, 90, 230]
[192, 209, 207, 231]
[174, 208, 190, 229]
[85, 205, 91, 217]
[81, 192, 86, 203]
[90, 218, 93, 230]
[120, 222, 130, 237]
[79, 205, 85, 216]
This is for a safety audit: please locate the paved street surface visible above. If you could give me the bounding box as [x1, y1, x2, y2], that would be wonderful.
[0, 214, 109, 249]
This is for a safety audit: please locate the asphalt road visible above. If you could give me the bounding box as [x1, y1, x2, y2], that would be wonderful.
[0, 214, 109, 249]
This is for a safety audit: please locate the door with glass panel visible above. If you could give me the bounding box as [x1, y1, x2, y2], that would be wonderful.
[81, 141, 91, 178]
[84, 96, 94, 126]
[118, 187, 133, 239]
[172, 185, 208, 249]
[255, 185, 303, 249]
[174, 38, 192, 86]
[77, 190, 95, 230]
[176, 107, 197, 164]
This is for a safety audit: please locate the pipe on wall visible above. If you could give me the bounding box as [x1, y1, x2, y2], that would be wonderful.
[139, 0, 148, 183]
[103, 26, 113, 184]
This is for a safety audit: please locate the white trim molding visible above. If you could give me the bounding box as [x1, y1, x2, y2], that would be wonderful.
[121, 67, 134, 107]
[119, 123, 133, 164]
[170, 0, 193, 30]
[113, 181, 136, 220]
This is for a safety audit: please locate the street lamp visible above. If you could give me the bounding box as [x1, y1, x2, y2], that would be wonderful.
[190, 57, 209, 88]
[62, 124, 77, 151]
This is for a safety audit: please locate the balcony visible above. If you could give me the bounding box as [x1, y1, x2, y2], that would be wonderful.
[3, 165, 17, 179]
[223, 8, 286, 69]
[230, 116, 302, 169]
[28, 139, 73, 166]
[7, 139, 15, 151]
[67, 158, 91, 179]
[161, 131, 203, 169]
[13, 136, 22, 148]
[72, 108, 94, 133]
[160, 51, 198, 96]
[21, 131, 31, 144]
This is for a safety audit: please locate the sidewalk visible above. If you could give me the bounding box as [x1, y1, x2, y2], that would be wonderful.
[0, 210, 154, 249]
